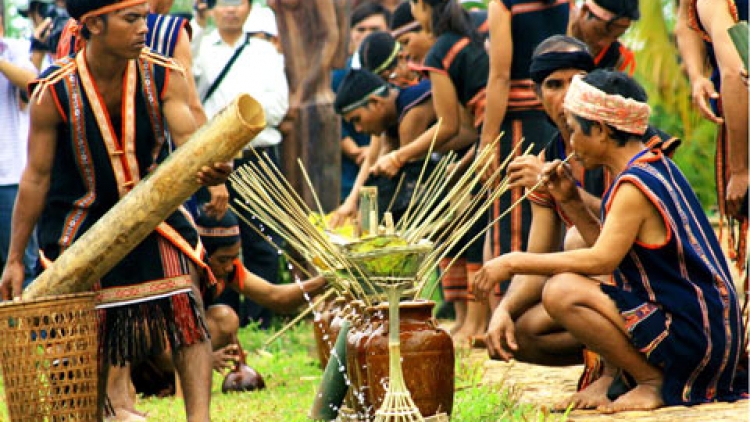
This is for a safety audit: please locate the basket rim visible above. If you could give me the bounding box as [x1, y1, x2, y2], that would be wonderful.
[0, 291, 97, 310]
[345, 240, 433, 260]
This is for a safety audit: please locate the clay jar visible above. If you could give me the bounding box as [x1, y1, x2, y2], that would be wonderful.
[346, 303, 384, 419]
[326, 300, 353, 369]
[313, 296, 346, 368]
[364, 300, 455, 417]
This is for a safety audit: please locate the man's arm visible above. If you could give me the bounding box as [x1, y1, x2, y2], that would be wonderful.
[342, 136, 368, 165]
[477, 0, 512, 178]
[162, 68, 231, 185]
[162, 67, 200, 146]
[330, 135, 381, 228]
[234, 268, 326, 314]
[541, 161, 602, 246]
[697, 0, 749, 218]
[498, 204, 563, 318]
[172, 28, 230, 217]
[0, 90, 60, 299]
[486, 203, 562, 360]
[476, 182, 658, 297]
[0, 54, 37, 90]
[370, 99, 437, 178]
[675, 0, 722, 123]
[173, 27, 208, 126]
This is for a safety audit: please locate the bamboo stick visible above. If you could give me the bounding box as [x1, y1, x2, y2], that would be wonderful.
[230, 163, 377, 300]
[24, 94, 266, 299]
[396, 119, 442, 232]
[262, 288, 337, 347]
[415, 153, 576, 298]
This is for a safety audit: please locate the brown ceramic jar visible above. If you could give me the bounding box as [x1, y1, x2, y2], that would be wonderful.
[364, 300, 455, 416]
[346, 303, 387, 419]
[313, 296, 345, 368]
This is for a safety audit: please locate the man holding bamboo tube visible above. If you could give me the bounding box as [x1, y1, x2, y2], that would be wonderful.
[0, 0, 232, 420]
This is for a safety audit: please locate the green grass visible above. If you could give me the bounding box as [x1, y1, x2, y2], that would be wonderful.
[0, 320, 568, 422]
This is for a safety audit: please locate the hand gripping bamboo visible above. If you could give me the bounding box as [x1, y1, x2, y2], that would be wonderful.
[24, 94, 266, 300]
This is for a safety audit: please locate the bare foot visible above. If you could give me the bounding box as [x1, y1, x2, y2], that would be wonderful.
[555, 374, 614, 411]
[598, 383, 663, 413]
[106, 408, 147, 421]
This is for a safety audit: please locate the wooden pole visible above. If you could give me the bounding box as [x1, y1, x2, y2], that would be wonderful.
[269, 0, 351, 212]
[24, 94, 266, 299]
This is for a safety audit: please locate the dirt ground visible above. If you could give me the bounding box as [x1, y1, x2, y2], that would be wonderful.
[473, 349, 749, 421]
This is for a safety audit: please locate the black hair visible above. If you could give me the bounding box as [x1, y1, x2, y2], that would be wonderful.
[351, 1, 392, 28]
[334, 68, 389, 114]
[390, 1, 415, 31]
[591, 0, 640, 22]
[359, 31, 399, 75]
[424, 0, 480, 44]
[66, 0, 120, 39]
[533, 34, 590, 57]
[574, 69, 648, 146]
[66, 0, 120, 21]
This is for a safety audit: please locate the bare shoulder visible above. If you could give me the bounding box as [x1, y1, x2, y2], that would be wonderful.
[30, 89, 64, 128]
[609, 181, 651, 212]
[163, 66, 191, 102]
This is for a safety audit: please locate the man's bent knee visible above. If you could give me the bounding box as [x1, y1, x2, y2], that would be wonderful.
[206, 305, 239, 349]
[541, 273, 580, 318]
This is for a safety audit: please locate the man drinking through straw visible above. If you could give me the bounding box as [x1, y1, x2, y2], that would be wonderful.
[475, 70, 747, 412]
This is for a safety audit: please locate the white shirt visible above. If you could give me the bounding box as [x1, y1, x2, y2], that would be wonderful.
[193, 31, 289, 148]
[0, 38, 36, 186]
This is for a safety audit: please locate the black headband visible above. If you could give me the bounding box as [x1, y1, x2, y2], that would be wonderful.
[529, 51, 595, 85]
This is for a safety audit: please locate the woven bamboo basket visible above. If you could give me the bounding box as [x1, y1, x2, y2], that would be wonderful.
[0, 292, 99, 421]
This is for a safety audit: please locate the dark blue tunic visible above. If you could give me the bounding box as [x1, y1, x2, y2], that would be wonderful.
[600, 152, 747, 405]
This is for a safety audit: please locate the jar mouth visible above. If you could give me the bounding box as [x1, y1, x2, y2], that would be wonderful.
[367, 299, 435, 313]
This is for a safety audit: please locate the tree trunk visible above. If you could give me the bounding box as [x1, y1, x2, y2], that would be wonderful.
[270, 0, 356, 211]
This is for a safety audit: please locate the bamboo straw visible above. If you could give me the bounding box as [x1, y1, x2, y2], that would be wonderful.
[399, 136, 499, 235]
[396, 119, 442, 233]
[403, 136, 506, 243]
[383, 173, 406, 220]
[416, 152, 576, 299]
[298, 158, 330, 230]
[393, 152, 456, 237]
[231, 161, 378, 299]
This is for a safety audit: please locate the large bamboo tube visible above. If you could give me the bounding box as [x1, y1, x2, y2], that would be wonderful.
[24, 94, 266, 300]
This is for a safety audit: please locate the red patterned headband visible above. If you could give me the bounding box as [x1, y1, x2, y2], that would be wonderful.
[564, 74, 650, 135]
[196, 225, 241, 238]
